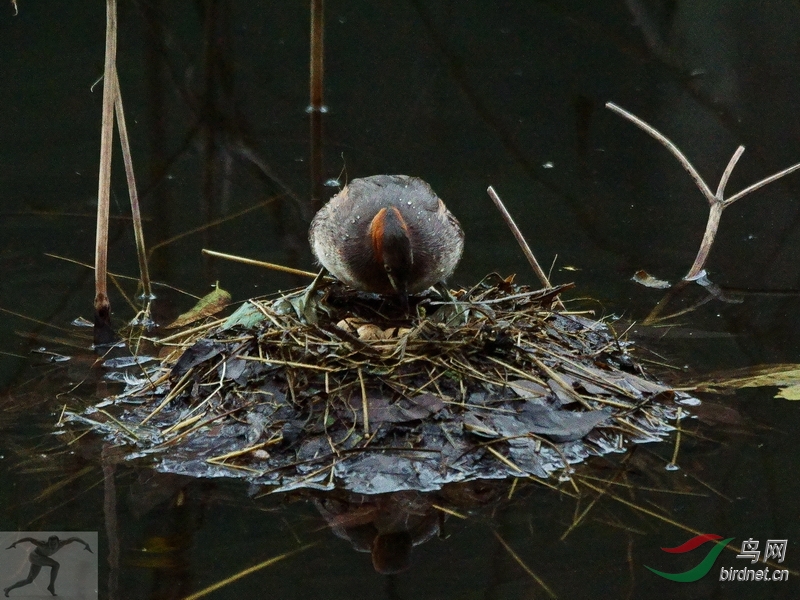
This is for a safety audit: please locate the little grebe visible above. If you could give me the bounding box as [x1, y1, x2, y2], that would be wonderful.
[309, 175, 464, 296]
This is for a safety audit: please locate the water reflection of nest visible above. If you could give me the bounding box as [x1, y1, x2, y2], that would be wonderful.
[73, 275, 697, 494]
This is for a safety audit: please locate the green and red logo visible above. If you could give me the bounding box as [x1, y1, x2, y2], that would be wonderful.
[645, 534, 734, 582]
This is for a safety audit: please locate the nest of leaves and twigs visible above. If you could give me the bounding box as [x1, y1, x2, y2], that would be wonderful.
[68, 274, 697, 494]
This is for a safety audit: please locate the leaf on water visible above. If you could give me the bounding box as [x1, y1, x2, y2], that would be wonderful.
[547, 378, 578, 405]
[691, 363, 800, 401]
[632, 270, 671, 289]
[298, 436, 330, 460]
[694, 364, 800, 390]
[776, 385, 800, 400]
[166, 285, 232, 329]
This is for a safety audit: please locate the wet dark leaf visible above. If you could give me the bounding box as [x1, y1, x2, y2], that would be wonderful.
[508, 379, 549, 401]
[346, 393, 445, 425]
[517, 404, 612, 442]
[171, 339, 225, 377]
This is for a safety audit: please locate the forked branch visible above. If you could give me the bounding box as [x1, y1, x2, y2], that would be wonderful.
[606, 102, 800, 282]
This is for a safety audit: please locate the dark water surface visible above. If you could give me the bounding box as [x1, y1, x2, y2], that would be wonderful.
[1, 2, 799, 598]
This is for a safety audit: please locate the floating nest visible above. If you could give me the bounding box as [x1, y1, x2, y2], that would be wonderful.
[69, 275, 697, 494]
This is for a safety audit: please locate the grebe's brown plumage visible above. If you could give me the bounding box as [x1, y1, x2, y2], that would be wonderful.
[309, 175, 464, 295]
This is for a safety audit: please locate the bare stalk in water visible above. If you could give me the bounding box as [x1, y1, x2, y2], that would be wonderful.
[94, 0, 118, 345]
[114, 69, 152, 300]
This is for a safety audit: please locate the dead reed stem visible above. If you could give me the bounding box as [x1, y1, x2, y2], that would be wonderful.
[113, 69, 152, 299]
[667, 406, 683, 469]
[358, 366, 370, 435]
[685, 201, 723, 281]
[201, 249, 320, 278]
[94, 0, 118, 342]
[94, 0, 117, 324]
[486, 186, 565, 310]
[605, 103, 714, 202]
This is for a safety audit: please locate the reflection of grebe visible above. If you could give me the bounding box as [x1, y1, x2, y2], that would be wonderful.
[314, 491, 440, 574]
[4, 535, 93, 597]
[309, 175, 464, 298]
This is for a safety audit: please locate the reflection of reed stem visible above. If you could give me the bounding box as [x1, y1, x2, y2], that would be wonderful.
[310, 0, 324, 111]
[113, 69, 153, 299]
[309, 0, 325, 214]
[102, 447, 119, 599]
[94, 0, 118, 343]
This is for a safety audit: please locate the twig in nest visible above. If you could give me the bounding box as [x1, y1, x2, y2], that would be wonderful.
[358, 367, 369, 435]
[486, 186, 566, 309]
[606, 102, 800, 282]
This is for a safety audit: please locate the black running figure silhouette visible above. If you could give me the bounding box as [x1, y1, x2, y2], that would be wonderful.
[4, 535, 93, 597]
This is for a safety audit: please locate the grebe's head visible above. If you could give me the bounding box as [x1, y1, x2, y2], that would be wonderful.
[368, 206, 413, 296]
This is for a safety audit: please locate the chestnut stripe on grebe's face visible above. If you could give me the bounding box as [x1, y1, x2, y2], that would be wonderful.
[369, 206, 414, 293]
